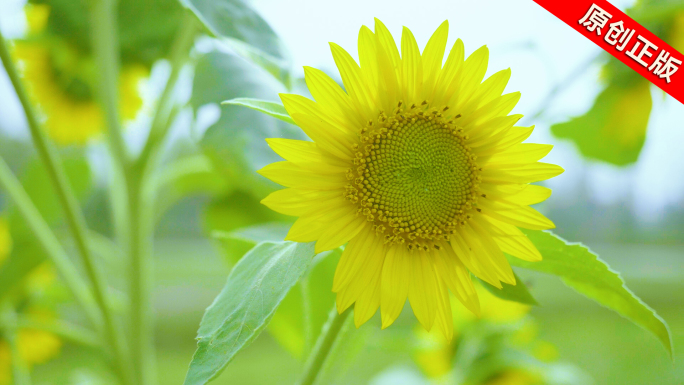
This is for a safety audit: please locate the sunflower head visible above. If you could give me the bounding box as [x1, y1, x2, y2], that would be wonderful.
[12, 5, 147, 146]
[258, 19, 563, 339]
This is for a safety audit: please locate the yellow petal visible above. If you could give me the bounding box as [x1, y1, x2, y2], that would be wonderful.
[266, 138, 319, 163]
[480, 184, 552, 206]
[450, 229, 501, 288]
[359, 25, 398, 113]
[481, 162, 564, 184]
[288, 112, 355, 160]
[332, 231, 377, 292]
[286, 216, 326, 243]
[461, 92, 521, 129]
[480, 216, 542, 262]
[432, 273, 454, 341]
[400, 26, 423, 104]
[473, 125, 535, 156]
[257, 161, 346, 189]
[280, 93, 355, 136]
[460, 68, 511, 116]
[329, 42, 377, 118]
[478, 198, 556, 230]
[408, 250, 438, 331]
[266, 138, 350, 169]
[450, 45, 488, 109]
[303, 66, 363, 127]
[421, 20, 449, 101]
[380, 245, 411, 328]
[374, 18, 401, 74]
[261, 188, 343, 216]
[354, 266, 382, 327]
[372, 30, 401, 112]
[315, 213, 368, 253]
[467, 114, 522, 147]
[358, 26, 380, 99]
[433, 243, 480, 316]
[286, 205, 350, 242]
[336, 237, 385, 313]
[432, 38, 464, 106]
[464, 220, 515, 285]
[482, 143, 553, 168]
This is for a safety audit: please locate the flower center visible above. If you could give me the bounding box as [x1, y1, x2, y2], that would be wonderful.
[345, 102, 481, 252]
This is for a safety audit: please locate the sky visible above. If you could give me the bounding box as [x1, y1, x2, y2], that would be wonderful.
[1, 0, 684, 222]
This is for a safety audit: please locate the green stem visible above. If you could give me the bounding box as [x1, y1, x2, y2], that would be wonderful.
[0, 157, 100, 327]
[137, 12, 198, 167]
[88, 5, 196, 385]
[297, 306, 351, 385]
[15, 316, 102, 350]
[89, 0, 129, 167]
[87, 0, 143, 383]
[126, 17, 197, 385]
[0, 27, 131, 384]
[127, 167, 154, 385]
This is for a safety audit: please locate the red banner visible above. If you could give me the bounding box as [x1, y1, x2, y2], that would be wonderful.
[533, 0, 684, 104]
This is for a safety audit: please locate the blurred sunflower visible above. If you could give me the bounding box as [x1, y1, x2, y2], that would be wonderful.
[414, 284, 559, 385]
[11, 4, 146, 145]
[258, 19, 562, 338]
[0, 218, 62, 385]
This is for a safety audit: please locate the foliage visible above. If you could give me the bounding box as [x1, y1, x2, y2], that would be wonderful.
[511, 230, 673, 358]
[184, 241, 315, 385]
[551, 80, 651, 166]
[549, 1, 684, 166]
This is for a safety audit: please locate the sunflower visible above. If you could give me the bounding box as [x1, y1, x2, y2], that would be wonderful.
[10, 4, 146, 146]
[258, 19, 563, 339]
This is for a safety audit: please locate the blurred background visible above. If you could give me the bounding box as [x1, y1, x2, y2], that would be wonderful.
[0, 0, 682, 384]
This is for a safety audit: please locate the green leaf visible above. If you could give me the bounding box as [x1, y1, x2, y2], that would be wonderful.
[213, 222, 290, 244]
[222, 98, 295, 125]
[154, 154, 228, 222]
[476, 271, 538, 306]
[551, 80, 652, 166]
[204, 192, 290, 264]
[179, 0, 291, 85]
[510, 230, 673, 358]
[220, 39, 292, 88]
[184, 241, 315, 385]
[192, 51, 305, 198]
[211, 223, 338, 359]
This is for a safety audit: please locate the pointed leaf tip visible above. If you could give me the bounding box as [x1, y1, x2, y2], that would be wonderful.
[222, 98, 295, 125]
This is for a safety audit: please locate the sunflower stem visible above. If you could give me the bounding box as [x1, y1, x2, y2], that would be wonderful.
[297, 306, 352, 385]
[137, 11, 197, 168]
[126, 165, 156, 385]
[89, 0, 130, 167]
[0, 24, 132, 385]
[122, 15, 198, 385]
[0, 155, 101, 329]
